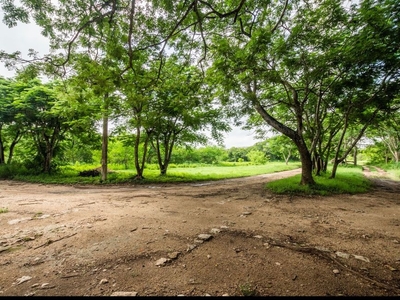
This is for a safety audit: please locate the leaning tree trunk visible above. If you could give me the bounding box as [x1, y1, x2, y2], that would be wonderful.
[253, 101, 315, 185]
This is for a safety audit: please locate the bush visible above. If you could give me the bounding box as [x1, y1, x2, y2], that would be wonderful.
[0, 163, 30, 179]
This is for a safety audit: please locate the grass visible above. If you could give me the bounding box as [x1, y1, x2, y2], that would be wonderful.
[238, 282, 258, 296]
[121, 161, 300, 183]
[4, 162, 377, 196]
[12, 162, 301, 185]
[0, 207, 8, 214]
[266, 165, 371, 196]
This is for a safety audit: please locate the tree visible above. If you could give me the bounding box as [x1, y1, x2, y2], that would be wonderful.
[327, 0, 400, 178]
[2, 0, 398, 184]
[205, 0, 400, 184]
[368, 107, 400, 164]
[148, 57, 229, 175]
[226, 147, 249, 163]
[12, 80, 69, 173]
[265, 135, 298, 165]
[0, 76, 24, 164]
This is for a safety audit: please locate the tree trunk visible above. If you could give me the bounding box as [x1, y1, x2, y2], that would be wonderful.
[134, 127, 150, 180]
[43, 144, 53, 173]
[297, 141, 316, 185]
[0, 140, 4, 164]
[353, 146, 357, 166]
[284, 150, 291, 165]
[101, 113, 108, 182]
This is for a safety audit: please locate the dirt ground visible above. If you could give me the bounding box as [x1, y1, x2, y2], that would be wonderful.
[0, 167, 400, 296]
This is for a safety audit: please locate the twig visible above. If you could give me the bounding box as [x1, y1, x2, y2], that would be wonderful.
[34, 233, 77, 249]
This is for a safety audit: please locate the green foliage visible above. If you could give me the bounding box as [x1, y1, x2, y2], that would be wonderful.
[1, 0, 398, 185]
[360, 143, 387, 164]
[238, 282, 257, 296]
[266, 166, 371, 196]
[225, 147, 250, 162]
[0, 207, 9, 214]
[0, 162, 30, 179]
[246, 149, 268, 164]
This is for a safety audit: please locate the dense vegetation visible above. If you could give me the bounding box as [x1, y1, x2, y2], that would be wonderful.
[0, 0, 399, 192]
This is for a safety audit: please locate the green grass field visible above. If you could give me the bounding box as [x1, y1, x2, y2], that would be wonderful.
[6, 161, 379, 196]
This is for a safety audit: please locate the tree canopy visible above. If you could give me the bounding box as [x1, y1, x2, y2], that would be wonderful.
[0, 0, 399, 183]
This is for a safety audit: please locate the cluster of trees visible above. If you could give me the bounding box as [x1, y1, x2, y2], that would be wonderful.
[0, 73, 299, 173]
[0, 0, 399, 185]
[94, 136, 300, 168]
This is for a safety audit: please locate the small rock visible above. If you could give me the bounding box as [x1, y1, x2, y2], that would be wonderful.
[198, 234, 213, 241]
[130, 227, 138, 232]
[14, 276, 32, 285]
[111, 291, 138, 296]
[167, 252, 181, 259]
[333, 269, 340, 274]
[242, 212, 252, 215]
[210, 228, 221, 234]
[335, 251, 350, 259]
[253, 235, 263, 239]
[207, 255, 211, 259]
[155, 258, 170, 266]
[353, 255, 370, 263]
[222, 294, 230, 296]
[187, 244, 197, 252]
[385, 265, 397, 271]
[99, 279, 108, 284]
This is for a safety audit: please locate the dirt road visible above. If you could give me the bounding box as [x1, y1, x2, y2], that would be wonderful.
[0, 168, 399, 296]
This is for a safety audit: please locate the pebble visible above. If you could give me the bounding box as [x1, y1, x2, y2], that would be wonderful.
[111, 291, 138, 296]
[155, 258, 171, 266]
[198, 234, 213, 241]
[14, 276, 32, 285]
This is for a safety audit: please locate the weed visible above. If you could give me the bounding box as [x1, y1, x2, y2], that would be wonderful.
[33, 212, 43, 218]
[0, 207, 8, 213]
[238, 282, 257, 296]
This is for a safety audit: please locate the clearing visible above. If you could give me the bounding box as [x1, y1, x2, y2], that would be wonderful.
[0, 168, 399, 296]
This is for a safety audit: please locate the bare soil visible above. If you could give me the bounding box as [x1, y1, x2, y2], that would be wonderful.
[1, 167, 400, 296]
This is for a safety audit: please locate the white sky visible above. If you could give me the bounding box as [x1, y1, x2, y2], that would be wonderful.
[0, 9, 259, 149]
